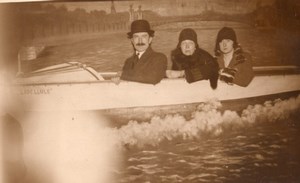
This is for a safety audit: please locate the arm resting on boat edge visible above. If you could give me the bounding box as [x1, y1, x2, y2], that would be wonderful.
[166, 70, 185, 79]
[121, 68, 166, 84]
[120, 56, 168, 85]
[232, 52, 254, 87]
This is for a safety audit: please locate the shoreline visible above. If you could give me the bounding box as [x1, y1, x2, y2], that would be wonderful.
[22, 31, 126, 47]
[22, 21, 254, 47]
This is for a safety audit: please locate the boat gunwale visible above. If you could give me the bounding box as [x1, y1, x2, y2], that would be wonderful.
[13, 65, 300, 86]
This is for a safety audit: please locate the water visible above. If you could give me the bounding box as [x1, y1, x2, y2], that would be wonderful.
[26, 22, 299, 72]
[118, 123, 300, 183]
[111, 96, 300, 183]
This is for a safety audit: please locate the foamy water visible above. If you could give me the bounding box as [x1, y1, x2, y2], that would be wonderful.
[108, 95, 300, 183]
[105, 95, 300, 149]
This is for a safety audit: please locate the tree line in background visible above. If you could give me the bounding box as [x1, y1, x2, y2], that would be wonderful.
[5, 0, 300, 42]
[18, 3, 130, 40]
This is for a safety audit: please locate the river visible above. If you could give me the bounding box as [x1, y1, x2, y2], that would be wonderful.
[26, 21, 299, 72]
[108, 97, 300, 183]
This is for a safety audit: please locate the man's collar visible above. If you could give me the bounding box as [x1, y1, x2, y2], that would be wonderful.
[135, 50, 146, 59]
[134, 46, 153, 59]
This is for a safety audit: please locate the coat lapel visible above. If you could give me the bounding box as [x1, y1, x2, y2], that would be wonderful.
[218, 55, 226, 68]
[228, 53, 239, 68]
[138, 47, 153, 62]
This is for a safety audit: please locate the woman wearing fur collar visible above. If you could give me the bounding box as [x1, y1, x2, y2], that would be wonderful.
[166, 28, 219, 89]
[215, 27, 254, 87]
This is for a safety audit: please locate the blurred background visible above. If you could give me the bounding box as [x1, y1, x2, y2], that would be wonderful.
[0, 0, 299, 75]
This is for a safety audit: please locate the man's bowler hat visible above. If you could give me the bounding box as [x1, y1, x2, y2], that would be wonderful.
[127, 20, 155, 38]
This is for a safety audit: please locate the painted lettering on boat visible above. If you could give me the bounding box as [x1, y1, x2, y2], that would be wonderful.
[20, 87, 52, 95]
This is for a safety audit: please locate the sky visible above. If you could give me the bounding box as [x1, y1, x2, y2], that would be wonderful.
[53, 0, 276, 16]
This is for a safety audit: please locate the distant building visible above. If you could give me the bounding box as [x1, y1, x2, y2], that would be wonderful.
[129, 4, 143, 22]
[137, 5, 143, 20]
[168, 0, 205, 15]
[111, 0, 116, 14]
[129, 4, 134, 22]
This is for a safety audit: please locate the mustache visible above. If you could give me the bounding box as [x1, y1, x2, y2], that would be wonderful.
[136, 43, 146, 46]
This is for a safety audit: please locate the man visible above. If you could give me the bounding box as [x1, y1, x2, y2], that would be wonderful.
[114, 19, 167, 85]
[215, 27, 254, 87]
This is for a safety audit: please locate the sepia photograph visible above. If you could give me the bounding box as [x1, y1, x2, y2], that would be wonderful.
[1, 0, 300, 182]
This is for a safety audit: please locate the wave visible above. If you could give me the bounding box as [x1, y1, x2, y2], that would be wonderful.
[107, 95, 300, 148]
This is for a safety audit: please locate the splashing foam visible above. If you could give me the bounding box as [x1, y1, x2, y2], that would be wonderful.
[109, 95, 300, 148]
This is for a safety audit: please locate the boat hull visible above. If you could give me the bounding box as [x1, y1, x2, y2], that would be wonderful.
[13, 74, 300, 108]
[11, 65, 300, 126]
[101, 90, 300, 126]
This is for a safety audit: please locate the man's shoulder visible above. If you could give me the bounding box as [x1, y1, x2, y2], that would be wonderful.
[148, 50, 167, 63]
[125, 54, 135, 62]
[151, 50, 167, 58]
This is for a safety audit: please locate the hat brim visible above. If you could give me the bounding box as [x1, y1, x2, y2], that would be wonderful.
[127, 30, 155, 37]
[218, 36, 236, 42]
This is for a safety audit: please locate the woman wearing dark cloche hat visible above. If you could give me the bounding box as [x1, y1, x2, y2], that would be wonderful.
[166, 28, 219, 89]
[215, 27, 254, 87]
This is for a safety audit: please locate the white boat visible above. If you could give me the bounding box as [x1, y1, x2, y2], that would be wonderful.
[13, 62, 300, 125]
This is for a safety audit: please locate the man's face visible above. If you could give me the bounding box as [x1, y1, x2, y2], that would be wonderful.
[219, 39, 234, 54]
[180, 40, 196, 56]
[131, 32, 152, 52]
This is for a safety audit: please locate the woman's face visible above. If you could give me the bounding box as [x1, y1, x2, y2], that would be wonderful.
[219, 39, 234, 54]
[180, 40, 196, 56]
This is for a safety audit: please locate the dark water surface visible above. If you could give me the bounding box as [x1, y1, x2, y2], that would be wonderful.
[117, 122, 300, 183]
[26, 22, 299, 72]
[109, 96, 300, 183]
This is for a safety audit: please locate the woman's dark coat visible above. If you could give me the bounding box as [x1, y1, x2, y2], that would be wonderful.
[171, 48, 219, 89]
